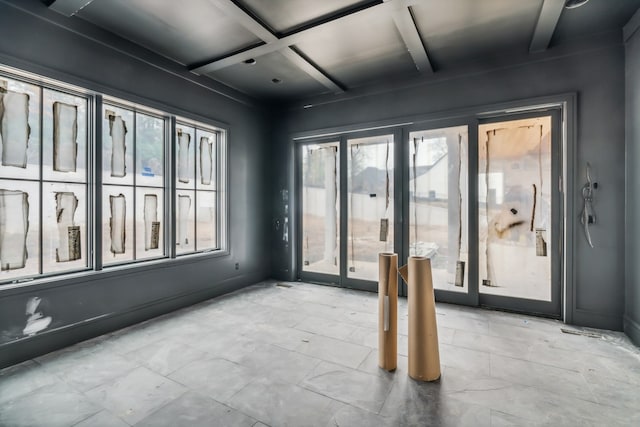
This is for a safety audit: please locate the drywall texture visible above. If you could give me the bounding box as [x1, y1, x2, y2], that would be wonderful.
[0, 1, 269, 367]
[276, 38, 627, 331]
[625, 19, 640, 346]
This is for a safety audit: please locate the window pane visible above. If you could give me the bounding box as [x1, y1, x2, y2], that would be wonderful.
[176, 189, 195, 254]
[409, 126, 469, 292]
[103, 104, 134, 186]
[301, 143, 340, 275]
[0, 77, 40, 181]
[176, 124, 195, 189]
[0, 179, 40, 281]
[347, 134, 394, 281]
[136, 113, 164, 187]
[42, 89, 87, 183]
[103, 185, 134, 265]
[42, 182, 88, 273]
[478, 116, 552, 301]
[196, 190, 216, 250]
[195, 129, 216, 190]
[136, 187, 164, 260]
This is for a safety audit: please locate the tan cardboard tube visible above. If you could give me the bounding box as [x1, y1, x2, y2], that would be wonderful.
[402, 256, 441, 381]
[378, 252, 398, 371]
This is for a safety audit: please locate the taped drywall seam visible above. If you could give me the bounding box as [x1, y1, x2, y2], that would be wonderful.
[0, 80, 30, 168]
[107, 109, 127, 177]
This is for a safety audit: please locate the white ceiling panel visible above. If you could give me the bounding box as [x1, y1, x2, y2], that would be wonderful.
[77, 0, 262, 66]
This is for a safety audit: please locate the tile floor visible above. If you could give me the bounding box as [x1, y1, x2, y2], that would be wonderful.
[1, 280, 639, 426]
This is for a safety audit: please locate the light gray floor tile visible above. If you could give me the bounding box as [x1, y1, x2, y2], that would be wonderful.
[448, 381, 637, 426]
[490, 353, 596, 402]
[582, 370, 640, 410]
[169, 357, 255, 403]
[227, 377, 337, 427]
[125, 337, 207, 376]
[488, 321, 556, 344]
[241, 323, 315, 352]
[73, 410, 129, 427]
[452, 329, 531, 360]
[0, 360, 58, 404]
[293, 315, 359, 341]
[356, 348, 408, 378]
[136, 391, 256, 427]
[490, 410, 539, 427]
[439, 343, 491, 376]
[437, 312, 490, 335]
[86, 366, 186, 425]
[438, 325, 456, 344]
[580, 352, 640, 385]
[100, 326, 166, 355]
[0, 382, 101, 427]
[347, 326, 378, 348]
[295, 334, 371, 369]
[301, 361, 394, 413]
[37, 348, 139, 392]
[380, 373, 491, 426]
[325, 402, 393, 427]
[235, 342, 321, 384]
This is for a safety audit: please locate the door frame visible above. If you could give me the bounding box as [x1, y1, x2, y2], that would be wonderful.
[295, 127, 403, 293]
[475, 108, 564, 318]
[402, 116, 479, 306]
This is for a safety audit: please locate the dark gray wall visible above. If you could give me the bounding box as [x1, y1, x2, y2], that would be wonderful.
[275, 35, 627, 331]
[0, 1, 270, 367]
[625, 14, 640, 345]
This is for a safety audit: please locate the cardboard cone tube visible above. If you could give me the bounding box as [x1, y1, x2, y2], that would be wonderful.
[378, 252, 398, 371]
[407, 256, 441, 381]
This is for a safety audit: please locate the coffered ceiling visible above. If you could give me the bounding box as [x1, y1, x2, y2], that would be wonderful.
[45, 0, 640, 101]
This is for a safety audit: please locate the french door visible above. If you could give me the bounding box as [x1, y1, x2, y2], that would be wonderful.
[407, 111, 562, 317]
[298, 130, 399, 292]
[297, 108, 562, 317]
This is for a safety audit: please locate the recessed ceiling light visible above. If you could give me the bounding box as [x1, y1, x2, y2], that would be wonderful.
[565, 0, 590, 9]
[272, 78, 282, 84]
[243, 58, 256, 65]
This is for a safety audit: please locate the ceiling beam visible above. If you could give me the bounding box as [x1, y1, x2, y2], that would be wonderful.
[48, 0, 96, 17]
[202, 0, 344, 93]
[530, 0, 565, 52]
[206, 0, 276, 42]
[280, 48, 344, 93]
[390, 5, 432, 73]
[191, 0, 403, 75]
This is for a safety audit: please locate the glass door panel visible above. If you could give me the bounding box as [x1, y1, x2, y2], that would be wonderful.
[478, 116, 553, 301]
[409, 125, 469, 293]
[301, 142, 340, 275]
[347, 135, 394, 281]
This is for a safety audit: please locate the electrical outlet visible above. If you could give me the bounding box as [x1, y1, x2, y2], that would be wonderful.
[235, 263, 239, 270]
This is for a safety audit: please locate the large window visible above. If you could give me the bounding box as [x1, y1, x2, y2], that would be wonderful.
[0, 74, 90, 282]
[0, 65, 228, 285]
[102, 101, 166, 265]
[175, 119, 226, 255]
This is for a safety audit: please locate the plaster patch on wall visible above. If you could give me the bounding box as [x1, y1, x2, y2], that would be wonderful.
[23, 297, 52, 336]
[53, 102, 78, 172]
[144, 194, 159, 250]
[55, 192, 80, 262]
[0, 80, 30, 168]
[107, 110, 127, 178]
[177, 129, 190, 183]
[109, 194, 126, 255]
[199, 136, 213, 185]
[0, 189, 29, 270]
[177, 194, 191, 246]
